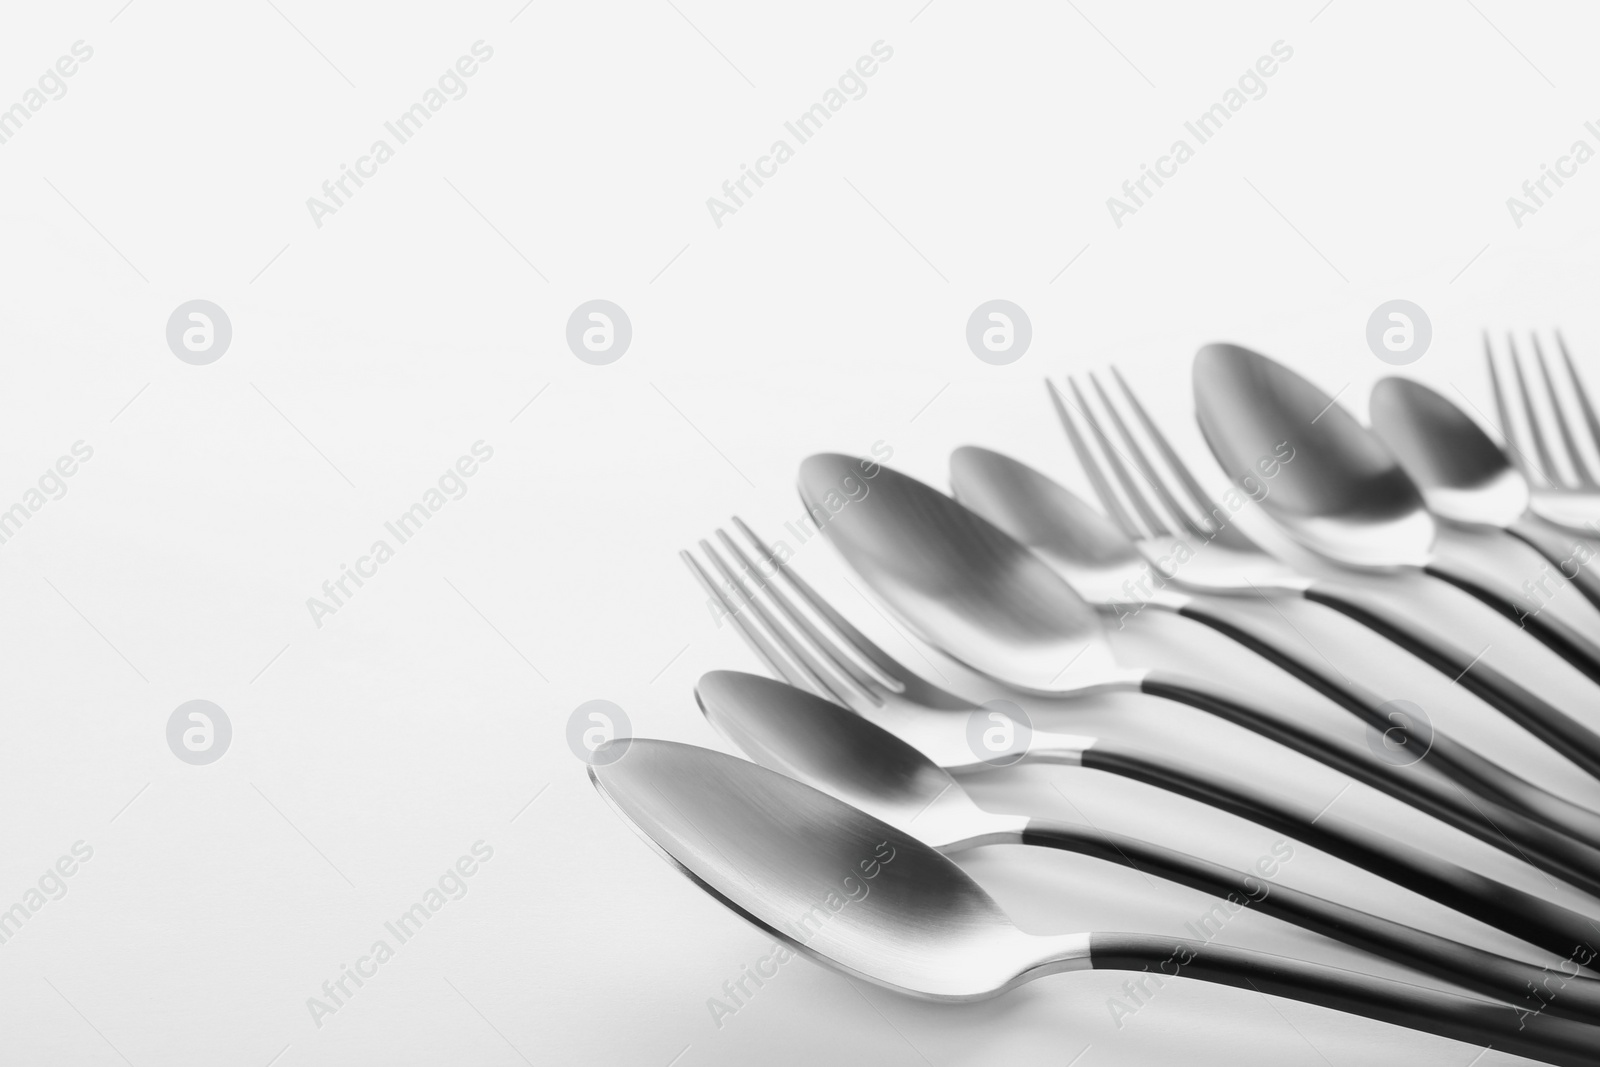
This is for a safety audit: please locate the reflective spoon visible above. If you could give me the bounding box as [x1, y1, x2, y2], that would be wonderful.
[691, 516, 1600, 961]
[591, 738, 1600, 1064]
[798, 452, 1600, 897]
[1369, 374, 1600, 616]
[948, 443, 1600, 847]
[695, 668, 1600, 1020]
[1193, 342, 1600, 782]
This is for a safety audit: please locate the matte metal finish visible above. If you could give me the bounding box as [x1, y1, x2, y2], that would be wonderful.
[694, 669, 1023, 850]
[1193, 342, 1434, 568]
[1369, 376, 1529, 528]
[592, 740, 1600, 1060]
[589, 738, 1088, 1001]
[796, 453, 1119, 693]
[948, 444, 1600, 846]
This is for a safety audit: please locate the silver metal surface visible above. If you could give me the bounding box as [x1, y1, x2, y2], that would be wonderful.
[1368, 375, 1530, 528]
[1192, 342, 1436, 570]
[588, 738, 1092, 1001]
[795, 454, 1128, 693]
[1041, 368, 1314, 596]
[1485, 331, 1600, 532]
[694, 669, 1028, 850]
[680, 518, 1096, 770]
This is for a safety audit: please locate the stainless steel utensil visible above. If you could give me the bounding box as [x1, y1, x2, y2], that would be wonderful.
[788, 454, 1600, 898]
[590, 739, 1600, 1064]
[1370, 373, 1600, 615]
[1188, 343, 1600, 782]
[681, 517, 1600, 960]
[949, 442, 1600, 847]
[1486, 331, 1600, 532]
[695, 667, 1600, 1021]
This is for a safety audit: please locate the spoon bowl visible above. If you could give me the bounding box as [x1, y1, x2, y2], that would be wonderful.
[947, 446, 1147, 603]
[798, 453, 1116, 691]
[593, 738, 1600, 1060]
[589, 737, 1078, 999]
[1368, 377, 1530, 528]
[694, 668, 1011, 849]
[1192, 342, 1435, 568]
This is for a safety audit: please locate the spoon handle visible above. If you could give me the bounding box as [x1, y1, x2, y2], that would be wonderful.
[1084, 933, 1600, 1065]
[1140, 669, 1600, 898]
[1508, 513, 1600, 620]
[1303, 581, 1600, 784]
[1022, 818, 1600, 1022]
[1172, 594, 1600, 846]
[1076, 739, 1600, 964]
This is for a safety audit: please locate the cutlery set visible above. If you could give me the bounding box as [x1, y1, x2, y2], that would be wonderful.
[593, 339, 1600, 1064]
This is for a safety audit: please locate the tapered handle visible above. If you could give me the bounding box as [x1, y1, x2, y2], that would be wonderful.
[1023, 818, 1600, 1021]
[1087, 933, 1600, 1066]
[1304, 580, 1600, 783]
[1141, 669, 1600, 898]
[1078, 738, 1600, 963]
[1509, 513, 1600, 619]
[1424, 554, 1600, 686]
[1175, 594, 1600, 847]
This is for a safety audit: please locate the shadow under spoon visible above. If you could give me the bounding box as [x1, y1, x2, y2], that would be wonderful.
[590, 738, 1600, 1065]
[696, 668, 1600, 1022]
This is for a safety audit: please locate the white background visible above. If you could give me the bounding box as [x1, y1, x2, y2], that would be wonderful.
[4, 1, 1600, 1064]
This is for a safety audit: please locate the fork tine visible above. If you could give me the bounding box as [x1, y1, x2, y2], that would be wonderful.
[1046, 379, 1145, 540]
[1110, 365, 1225, 525]
[1067, 376, 1172, 537]
[1556, 331, 1600, 488]
[1531, 333, 1597, 487]
[713, 527, 886, 702]
[1486, 332, 1534, 482]
[1509, 332, 1565, 486]
[681, 549, 813, 693]
[694, 537, 860, 708]
[730, 516, 906, 694]
[1089, 371, 1213, 540]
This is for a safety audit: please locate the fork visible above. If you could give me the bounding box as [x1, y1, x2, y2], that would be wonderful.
[1055, 367, 1600, 796]
[681, 519, 1600, 963]
[1489, 330, 1600, 534]
[949, 441, 1600, 852]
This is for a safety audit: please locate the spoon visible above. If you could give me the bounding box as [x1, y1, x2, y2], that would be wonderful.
[948, 444, 1600, 848]
[689, 516, 1600, 962]
[591, 738, 1600, 1064]
[1369, 374, 1600, 616]
[797, 452, 1600, 897]
[695, 668, 1600, 1020]
[1193, 342, 1600, 781]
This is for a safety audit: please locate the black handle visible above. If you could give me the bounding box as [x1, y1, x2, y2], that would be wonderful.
[1509, 513, 1600, 620]
[1087, 933, 1600, 1066]
[1141, 669, 1600, 899]
[1079, 739, 1600, 963]
[1023, 818, 1600, 1022]
[1175, 594, 1600, 848]
[1305, 581, 1600, 783]
[1424, 554, 1600, 686]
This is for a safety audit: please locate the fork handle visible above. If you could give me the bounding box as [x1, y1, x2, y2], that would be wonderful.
[1022, 819, 1600, 1021]
[1508, 513, 1600, 621]
[1140, 669, 1600, 898]
[1077, 738, 1600, 964]
[1422, 555, 1600, 688]
[1084, 934, 1600, 1066]
[1304, 581, 1600, 784]
[1172, 596, 1600, 847]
